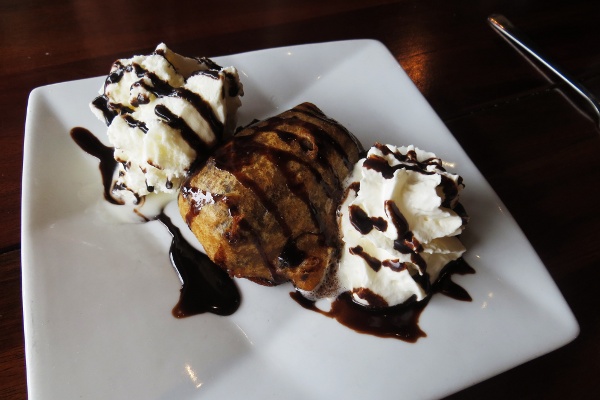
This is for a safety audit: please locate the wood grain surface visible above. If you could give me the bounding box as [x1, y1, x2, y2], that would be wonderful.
[2, 0, 599, 398]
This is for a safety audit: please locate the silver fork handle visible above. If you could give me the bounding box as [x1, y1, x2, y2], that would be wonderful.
[488, 14, 600, 126]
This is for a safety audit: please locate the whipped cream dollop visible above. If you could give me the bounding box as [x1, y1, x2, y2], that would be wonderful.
[90, 43, 243, 202]
[336, 143, 468, 307]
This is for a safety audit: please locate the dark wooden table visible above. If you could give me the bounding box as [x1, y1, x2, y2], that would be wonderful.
[2, 0, 599, 398]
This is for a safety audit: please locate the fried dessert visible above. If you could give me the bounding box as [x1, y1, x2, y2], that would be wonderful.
[178, 103, 362, 291]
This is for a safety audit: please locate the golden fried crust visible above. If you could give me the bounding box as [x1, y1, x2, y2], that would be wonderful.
[178, 102, 362, 291]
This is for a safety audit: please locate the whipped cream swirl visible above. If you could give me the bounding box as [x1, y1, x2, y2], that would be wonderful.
[336, 143, 468, 307]
[90, 43, 243, 202]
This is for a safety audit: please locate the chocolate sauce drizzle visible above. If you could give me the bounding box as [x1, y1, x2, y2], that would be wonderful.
[123, 114, 149, 133]
[91, 95, 118, 126]
[170, 87, 225, 141]
[157, 213, 240, 317]
[278, 237, 307, 268]
[69, 127, 122, 205]
[291, 257, 474, 342]
[291, 291, 428, 342]
[212, 136, 327, 238]
[154, 104, 212, 156]
[349, 204, 387, 234]
[349, 245, 382, 272]
[364, 143, 464, 208]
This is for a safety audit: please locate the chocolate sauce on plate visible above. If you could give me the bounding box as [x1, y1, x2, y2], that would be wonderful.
[70, 127, 122, 205]
[157, 213, 240, 317]
[291, 291, 428, 342]
[291, 257, 474, 342]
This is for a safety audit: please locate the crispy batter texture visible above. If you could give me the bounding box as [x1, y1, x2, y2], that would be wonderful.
[178, 103, 362, 291]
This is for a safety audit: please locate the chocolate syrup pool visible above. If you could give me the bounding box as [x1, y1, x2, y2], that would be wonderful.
[71, 126, 474, 342]
[157, 213, 240, 317]
[291, 258, 474, 342]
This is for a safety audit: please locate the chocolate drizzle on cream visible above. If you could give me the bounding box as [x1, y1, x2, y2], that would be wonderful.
[90, 50, 242, 154]
[364, 143, 443, 178]
[154, 104, 212, 156]
[170, 87, 225, 141]
[343, 143, 467, 293]
[91, 95, 119, 126]
[123, 114, 149, 133]
[349, 204, 387, 234]
[349, 245, 382, 272]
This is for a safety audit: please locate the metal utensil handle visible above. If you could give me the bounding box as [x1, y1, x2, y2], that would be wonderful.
[488, 14, 600, 122]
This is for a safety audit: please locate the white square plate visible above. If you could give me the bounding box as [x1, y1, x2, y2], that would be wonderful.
[22, 40, 578, 399]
